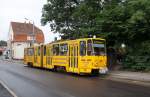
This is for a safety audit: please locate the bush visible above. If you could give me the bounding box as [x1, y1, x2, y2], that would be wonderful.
[123, 55, 150, 71]
[123, 55, 134, 69]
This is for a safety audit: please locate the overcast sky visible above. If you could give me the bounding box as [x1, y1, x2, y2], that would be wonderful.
[0, 0, 59, 43]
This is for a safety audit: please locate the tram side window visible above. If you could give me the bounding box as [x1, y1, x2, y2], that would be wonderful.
[35, 48, 37, 56]
[53, 44, 59, 56]
[60, 43, 68, 56]
[38, 47, 40, 56]
[80, 41, 86, 56]
[47, 46, 50, 56]
[24, 49, 27, 56]
[44, 46, 46, 56]
[51, 47, 53, 56]
[87, 40, 93, 56]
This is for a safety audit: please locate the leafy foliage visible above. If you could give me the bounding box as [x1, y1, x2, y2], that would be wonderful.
[41, 0, 80, 39]
[123, 55, 150, 71]
[41, 0, 150, 71]
[0, 40, 7, 46]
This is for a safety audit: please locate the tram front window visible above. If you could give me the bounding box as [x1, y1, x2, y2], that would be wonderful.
[80, 41, 86, 56]
[92, 40, 106, 56]
[27, 48, 34, 56]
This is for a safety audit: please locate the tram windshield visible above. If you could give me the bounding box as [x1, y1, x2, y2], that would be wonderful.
[27, 48, 34, 56]
[87, 39, 105, 56]
[92, 39, 106, 56]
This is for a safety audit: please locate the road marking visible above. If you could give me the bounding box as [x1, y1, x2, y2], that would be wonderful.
[132, 81, 138, 83]
[23, 65, 28, 67]
[0, 80, 18, 97]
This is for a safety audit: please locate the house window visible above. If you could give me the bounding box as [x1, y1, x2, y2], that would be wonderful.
[27, 36, 36, 41]
[17, 44, 21, 46]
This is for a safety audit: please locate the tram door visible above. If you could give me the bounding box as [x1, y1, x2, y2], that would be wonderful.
[43, 45, 47, 68]
[35, 45, 43, 67]
[34, 47, 38, 67]
[46, 45, 53, 69]
[69, 42, 78, 73]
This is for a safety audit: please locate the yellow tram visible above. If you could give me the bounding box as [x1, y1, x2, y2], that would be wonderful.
[24, 38, 108, 74]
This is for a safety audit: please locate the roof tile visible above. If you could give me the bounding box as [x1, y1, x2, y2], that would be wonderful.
[11, 22, 44, 43]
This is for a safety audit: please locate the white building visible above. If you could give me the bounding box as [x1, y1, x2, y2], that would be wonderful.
[7, 22, 44, 59]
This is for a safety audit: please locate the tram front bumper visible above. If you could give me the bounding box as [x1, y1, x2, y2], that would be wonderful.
[79, 67, 108, 74]
[79, 68, 92, 73]
[99, 67, 108, 74]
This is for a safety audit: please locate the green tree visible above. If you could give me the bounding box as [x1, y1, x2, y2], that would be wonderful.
[41, 0, 150, 44]
[41, 0, 80, 39]
[0, 40, 7, 46]
[72, 0, 103, 37]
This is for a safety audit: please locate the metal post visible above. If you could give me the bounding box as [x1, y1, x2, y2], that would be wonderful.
[32, 21, 35, 46]
[25, 18, 35, 46]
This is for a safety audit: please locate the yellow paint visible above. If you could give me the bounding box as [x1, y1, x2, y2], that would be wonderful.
[24, 38, 107, 74]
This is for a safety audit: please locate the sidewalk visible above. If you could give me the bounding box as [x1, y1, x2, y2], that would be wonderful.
[0, 56, 23, 64]
[108, 71, 150, 86]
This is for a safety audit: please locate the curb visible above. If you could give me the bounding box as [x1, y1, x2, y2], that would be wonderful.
[107, 76, 150, 87]
[110, 73, 150, 83]
[0, 80, 18, 97]
[111, 75, 150, 82]
[0, 59, 23, 64]
[108, 73, 150, 87]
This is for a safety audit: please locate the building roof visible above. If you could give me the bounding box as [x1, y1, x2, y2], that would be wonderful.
[11, 22, 44, 43]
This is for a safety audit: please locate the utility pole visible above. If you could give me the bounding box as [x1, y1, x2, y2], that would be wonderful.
[25, 18, 35, 46]
[32, 21, 35, 45]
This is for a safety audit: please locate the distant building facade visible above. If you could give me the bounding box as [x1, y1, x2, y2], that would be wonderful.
[0, 47, 6, 55]
[7, 22, 44, 59]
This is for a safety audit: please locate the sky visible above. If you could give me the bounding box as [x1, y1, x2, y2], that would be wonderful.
[0, 0, 59, 43]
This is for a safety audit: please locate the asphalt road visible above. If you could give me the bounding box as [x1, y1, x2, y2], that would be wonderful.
[0, 83, 13, 97]
[0, 60, 150, 97]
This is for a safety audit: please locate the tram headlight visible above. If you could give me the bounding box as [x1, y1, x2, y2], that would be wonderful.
[99, 67, 108, 74]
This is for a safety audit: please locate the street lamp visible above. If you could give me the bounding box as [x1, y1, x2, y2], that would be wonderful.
[121, 43, 126, 48]
[24, 18, 35, 46]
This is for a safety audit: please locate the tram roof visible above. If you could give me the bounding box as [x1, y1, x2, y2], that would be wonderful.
[26, 38, 106, 48]
[50, 38, 105, 44]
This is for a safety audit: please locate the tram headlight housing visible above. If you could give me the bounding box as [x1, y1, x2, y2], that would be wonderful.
[99, 67, 108, 74]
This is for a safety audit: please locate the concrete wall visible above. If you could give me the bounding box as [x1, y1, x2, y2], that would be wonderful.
[12, 42, 30, 59]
